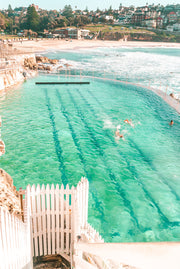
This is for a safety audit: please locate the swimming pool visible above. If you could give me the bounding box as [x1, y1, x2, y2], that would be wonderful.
[0, 74, 180, 242]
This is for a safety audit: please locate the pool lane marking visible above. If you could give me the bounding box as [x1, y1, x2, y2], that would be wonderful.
[66, 88, 140, 231]
[76, 88, 169, 222]
[55, 89, 105, 221]
[87, 88, 180, 202]
[44, 89, 68, 186]
[82, 87, 179, 224]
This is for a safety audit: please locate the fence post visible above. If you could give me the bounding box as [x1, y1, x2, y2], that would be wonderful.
[19, 187, 24, 222]
[61, 184, 64, 253]
[41, 184, 47, 256]
[56, 184, 60, 254]
[37, 184, 43, 256]
[46, 184, 51, 255]
[66, 184, 70, 254]
[51, 184, 55, 255]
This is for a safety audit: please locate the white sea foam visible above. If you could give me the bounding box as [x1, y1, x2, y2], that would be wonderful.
[47, 47, 180, 98]
[103, 119, 115, 130]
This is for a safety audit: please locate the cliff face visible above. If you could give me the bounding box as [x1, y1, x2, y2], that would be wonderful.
[0, 169, 21, 216]
[0, 54, 60, 92]
[0, 69, 24, 91]
[0, 54, 37, 91]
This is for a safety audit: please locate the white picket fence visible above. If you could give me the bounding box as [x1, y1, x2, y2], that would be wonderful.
[24, 177, 90, 260]
[0, 177, 103, 268]
[0, 206, 32, 269]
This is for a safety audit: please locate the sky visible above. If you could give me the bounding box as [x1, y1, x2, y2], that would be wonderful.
[1, 0, 179, 11]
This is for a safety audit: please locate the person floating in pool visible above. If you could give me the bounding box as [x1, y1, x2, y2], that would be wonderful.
[124, 119, 134, 128]
[169, 120, 174, 126]
[115, 128, 124, 139]
[0, 140, 5, 156]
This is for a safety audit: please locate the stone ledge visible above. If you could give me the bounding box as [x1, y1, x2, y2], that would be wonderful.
[0, 168, 21, 216]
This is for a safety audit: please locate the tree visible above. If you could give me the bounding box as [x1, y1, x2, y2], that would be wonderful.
[80, 15, 91, 25]
[26, 5, 40, 31]
[67, 17, 74, 26]
[7, 4, 14, 17]
[56, 17, 68, 28]
[107, 5, 113, 15]
[92, 16, 99, 24]
[6, 18, 13, 33]
[84, 6, 89, 13]
[62, 5, 73, 19]
[108, 19, 114, 24]
[0, 12, 7, 30]
[99, 17, 107, 24]
[39, 16, 49, 31]
[74, 16, 82, 27]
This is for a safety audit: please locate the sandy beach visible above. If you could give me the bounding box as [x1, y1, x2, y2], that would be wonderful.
[13, 39, 180, 53]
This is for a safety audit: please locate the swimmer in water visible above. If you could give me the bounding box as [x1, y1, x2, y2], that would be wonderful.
[0, 140, 5, 156]
[124, 119, 134, 128]
[169, 120, 174, 126]
[115, 128, 124, 139]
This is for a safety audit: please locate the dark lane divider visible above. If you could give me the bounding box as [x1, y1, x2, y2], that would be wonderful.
[56, 89, 105, 221]
[84, 87, 179, 226]
[66, 88, 141, 232]
[44, 89, 68, 186]
[36, 82, 90, 85]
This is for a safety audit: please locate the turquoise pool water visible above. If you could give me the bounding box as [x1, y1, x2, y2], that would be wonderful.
[0, 73, 180, 242]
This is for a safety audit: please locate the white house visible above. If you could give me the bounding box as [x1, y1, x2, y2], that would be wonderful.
[166, 25, 174, 32]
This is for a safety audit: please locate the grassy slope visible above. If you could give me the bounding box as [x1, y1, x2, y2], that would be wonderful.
[83, 24, 155, 35]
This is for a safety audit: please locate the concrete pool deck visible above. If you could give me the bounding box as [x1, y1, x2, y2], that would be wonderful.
[75, 242, 180, 269]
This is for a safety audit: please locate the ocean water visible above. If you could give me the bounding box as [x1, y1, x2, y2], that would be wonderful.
[45, 47, 180, 97]
[0, 47, 180, 242]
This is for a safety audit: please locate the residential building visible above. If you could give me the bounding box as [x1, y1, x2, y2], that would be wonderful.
[173, 23, 180, 31]
[156, 17, 163, 28]
[67, 28, 81, 39]
[142, 19, 157, 28]
[53, 28, 89, 39]
[167, 11, 177, 23]
[166, 25, 174, 31]
[131, 10, 145, 25]
[81, 29, 90, 38]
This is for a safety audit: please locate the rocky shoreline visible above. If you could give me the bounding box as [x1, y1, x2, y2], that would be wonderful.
[24, 55, 59, 71]
[0, 168, 21, 216]
[0, 54, 63, 92]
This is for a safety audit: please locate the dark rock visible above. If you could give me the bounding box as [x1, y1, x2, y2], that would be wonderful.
[44, 66, 52, 71]
[49, 59, 58, 64]
[36, 56, 50, 63]
[24, 57, 36, 69]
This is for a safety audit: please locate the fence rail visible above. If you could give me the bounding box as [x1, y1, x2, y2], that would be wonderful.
[1, 178, 103, 268]
[26, 183, 74, 258]
[0, 206, 32, 269]
[24, 177, 90, 260]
